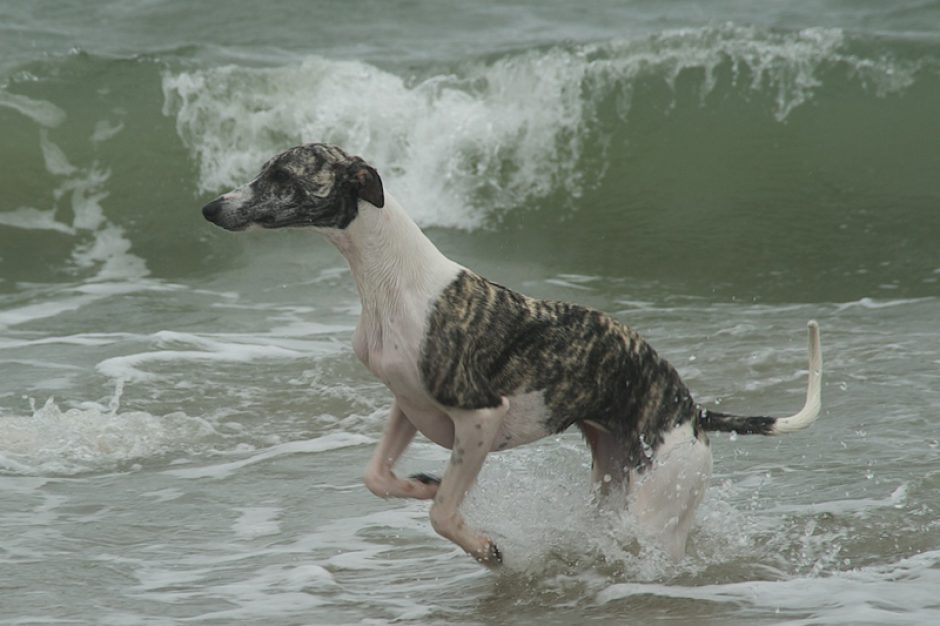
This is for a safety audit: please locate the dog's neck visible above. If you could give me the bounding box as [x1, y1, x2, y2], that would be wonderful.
[323, 193, 459, 317]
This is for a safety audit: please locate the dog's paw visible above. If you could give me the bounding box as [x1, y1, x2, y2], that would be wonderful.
[409, 472, 441, 486]
[405, 472, 440, 499]
[475, 539, 502, 568]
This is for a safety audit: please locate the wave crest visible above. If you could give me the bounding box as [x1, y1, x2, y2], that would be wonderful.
[163, 25, 921, 230]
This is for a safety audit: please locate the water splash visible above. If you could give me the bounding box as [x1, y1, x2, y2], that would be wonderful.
[0, 388, 216, 476]
[163, 47, 589, 230]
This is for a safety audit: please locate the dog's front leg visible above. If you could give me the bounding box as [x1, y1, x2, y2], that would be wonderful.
[363, 400, 439, 500]
[429, 397, 509, 567]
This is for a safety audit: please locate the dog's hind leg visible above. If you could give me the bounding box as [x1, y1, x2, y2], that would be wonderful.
[363, 400, 440, 500]
[579, 420, 628, 493]
[580, 420, 711, 560]
[630, 422, 712, 560]
[429, 397, 509, 567]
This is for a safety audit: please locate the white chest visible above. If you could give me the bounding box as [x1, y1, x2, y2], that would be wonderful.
[353, 310, 424, 394]
[352, 300, 458, 449]
[348, 249, 461, 410]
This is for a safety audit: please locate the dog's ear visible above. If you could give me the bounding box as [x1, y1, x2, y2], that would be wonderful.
[346, 159, 384, 208]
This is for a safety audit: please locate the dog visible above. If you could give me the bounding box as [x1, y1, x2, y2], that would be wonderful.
[201, 143, 822, 567]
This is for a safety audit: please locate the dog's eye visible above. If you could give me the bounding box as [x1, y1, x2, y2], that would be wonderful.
[270, 168, 291, 184]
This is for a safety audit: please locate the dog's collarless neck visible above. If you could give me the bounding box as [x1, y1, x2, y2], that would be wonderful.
[327, 194, 459, 312]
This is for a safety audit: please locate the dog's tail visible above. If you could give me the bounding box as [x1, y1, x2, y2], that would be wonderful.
[698, 321, 822, 435]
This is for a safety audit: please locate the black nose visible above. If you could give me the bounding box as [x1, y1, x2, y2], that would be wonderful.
[202, 198, 223, 222]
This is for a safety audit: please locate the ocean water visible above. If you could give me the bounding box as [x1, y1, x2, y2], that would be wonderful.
[2, 1, 940, 624]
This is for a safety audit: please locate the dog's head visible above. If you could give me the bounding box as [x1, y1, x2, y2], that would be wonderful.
[201, 143, 384, 231]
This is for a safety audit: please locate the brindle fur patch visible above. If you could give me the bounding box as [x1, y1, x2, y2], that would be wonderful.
[420, 270, 705, 470]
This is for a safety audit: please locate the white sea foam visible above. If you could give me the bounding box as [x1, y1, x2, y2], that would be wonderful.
[165, 432, 373, 480]
[595, 550, 940, 626]
[163, 25, 916, 230]
[163, 47, 588, 230]
[0, 206, 76, 234]
[95, 330, 341, 382]
[40, 129, 78, 176]
[835, 296, 929, 311]
[137, 562, 336, 621]
[96, 344, 302, 382]
[91, 118, 125, 143]
[0, 279, 179, 329]
[41, 132, 146, 280]
[0, 293, 103, 328]
[0, 91, 66, 127]
[0, 396, 216, 475]
[764, 483, 908, 516]
[232, 506, 283, 539]
[0, 132, 152, 330]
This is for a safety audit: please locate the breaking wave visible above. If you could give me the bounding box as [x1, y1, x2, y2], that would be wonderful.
[162, 25, 926, 231]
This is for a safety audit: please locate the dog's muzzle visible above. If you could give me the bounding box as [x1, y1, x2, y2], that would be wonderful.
[201, 198, 224, 224]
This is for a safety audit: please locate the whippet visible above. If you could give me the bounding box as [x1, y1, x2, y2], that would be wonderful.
[201, 143, 822, 567]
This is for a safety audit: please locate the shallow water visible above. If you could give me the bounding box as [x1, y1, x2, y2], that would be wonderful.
[2, 1, 940, 624]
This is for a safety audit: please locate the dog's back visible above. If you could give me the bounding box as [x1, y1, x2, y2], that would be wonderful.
[420, 269, 703, 470]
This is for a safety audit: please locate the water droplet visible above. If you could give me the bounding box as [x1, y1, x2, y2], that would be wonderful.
[603, 473, 612, 483]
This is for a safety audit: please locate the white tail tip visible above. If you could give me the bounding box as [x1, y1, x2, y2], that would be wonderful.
[772, 320, 823, 434]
